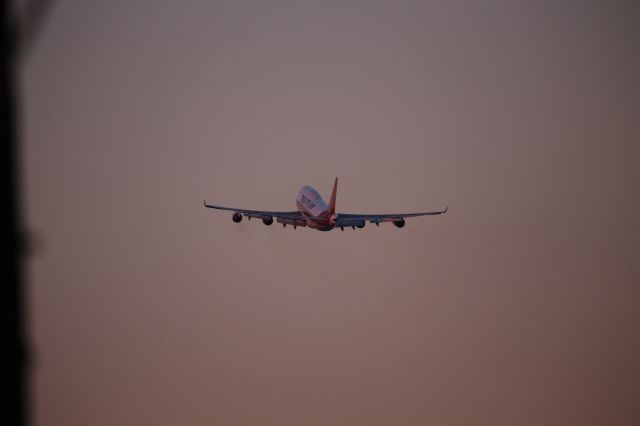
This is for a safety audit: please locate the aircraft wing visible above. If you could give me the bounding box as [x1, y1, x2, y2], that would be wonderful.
[335, 206, 448, 225]
[203, 200, 303, 220]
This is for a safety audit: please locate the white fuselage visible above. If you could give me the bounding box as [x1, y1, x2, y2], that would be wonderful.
[296, 186, 334, 231]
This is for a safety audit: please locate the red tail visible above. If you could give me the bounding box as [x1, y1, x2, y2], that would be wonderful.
[328, 177, 338, 216]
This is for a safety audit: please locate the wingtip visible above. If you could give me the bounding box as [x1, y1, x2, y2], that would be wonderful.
[443, 206, 449, 214]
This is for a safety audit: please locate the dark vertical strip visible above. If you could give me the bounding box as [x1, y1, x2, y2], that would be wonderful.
[2, 0, 28, 424]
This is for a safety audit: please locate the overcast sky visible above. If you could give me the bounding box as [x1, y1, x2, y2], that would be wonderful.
[23, 1, 640, 425]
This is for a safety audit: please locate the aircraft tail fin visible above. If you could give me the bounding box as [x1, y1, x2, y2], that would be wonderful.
[328, 177, 338, 215]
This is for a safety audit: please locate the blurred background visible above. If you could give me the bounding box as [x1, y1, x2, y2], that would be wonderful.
[18, 1, 640, 425]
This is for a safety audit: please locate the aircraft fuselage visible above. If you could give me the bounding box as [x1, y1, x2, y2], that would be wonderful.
[203, 177, 447, 231]
[296, 185, 334, 231]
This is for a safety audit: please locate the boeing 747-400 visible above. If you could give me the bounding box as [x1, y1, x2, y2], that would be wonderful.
[204, 178, 447, 231]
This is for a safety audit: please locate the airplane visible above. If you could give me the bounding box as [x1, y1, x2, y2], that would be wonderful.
[203, 178, 447, 231]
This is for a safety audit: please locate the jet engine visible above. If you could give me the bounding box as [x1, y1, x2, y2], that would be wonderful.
[262, 216, 273, 226]
[393, 218, 405, 228]
[232, 212, 243, 223]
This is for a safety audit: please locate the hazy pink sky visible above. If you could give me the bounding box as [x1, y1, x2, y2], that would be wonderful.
[23, 1, 640, 425]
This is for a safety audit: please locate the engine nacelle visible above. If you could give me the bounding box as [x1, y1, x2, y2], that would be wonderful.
[393, 218, 405, 228]
[337, 219, 365, 228]
[243, 212, 273, 225]
[232, 212, 243, 223]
